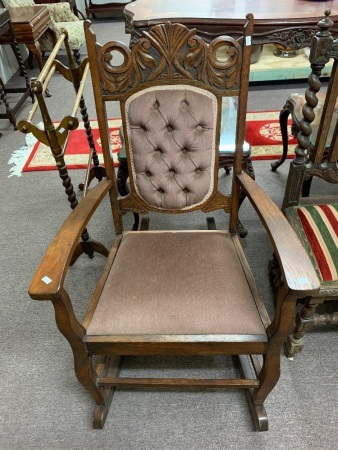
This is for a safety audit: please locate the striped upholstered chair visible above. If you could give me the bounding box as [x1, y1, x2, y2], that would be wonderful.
[273, 11, 338, 357]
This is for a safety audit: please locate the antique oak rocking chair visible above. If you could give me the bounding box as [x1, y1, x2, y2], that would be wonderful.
[271, 11, 338, 358]
[28, 16, 319, 430]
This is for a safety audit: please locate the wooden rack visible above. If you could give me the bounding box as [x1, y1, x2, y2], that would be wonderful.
[18, 31, 108, 261]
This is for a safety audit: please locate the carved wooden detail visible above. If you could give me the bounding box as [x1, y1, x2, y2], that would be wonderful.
[96, 22, 243, 96]
[294, 11, 335, 166]
[267, 28, 315, 49]
[282, 162, 307, 210]
[319, 288, 338, 297]
[119, 194, 149, 215]
[306, 162, 338, 183]
[282, 10, 338, 211]
[201, 191, 231, 214]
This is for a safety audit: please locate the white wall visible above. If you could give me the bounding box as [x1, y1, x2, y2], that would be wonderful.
[76, 0, 86, 18]
[0, 44, 28, 84]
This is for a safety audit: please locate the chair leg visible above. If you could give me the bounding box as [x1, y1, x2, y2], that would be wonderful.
[93, 356, 123, 429]
[285, 299, 338, 357]
[78, 98, 106, 192]
[271, 103, 293, 171]
[237, 355, 269, 431]
[236, 158, 255, 238]
[285, 298, 316, 357]
[73, 49, 81, 66]
[302, 175, 313, 197]
[51, 291, 113, 426]
[251, 287, 297, 427]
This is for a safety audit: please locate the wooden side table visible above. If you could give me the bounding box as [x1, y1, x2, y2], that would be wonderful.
[124, 0, 338, 61]
[0, 5, 54, 71]
[0, 8, 33, 129]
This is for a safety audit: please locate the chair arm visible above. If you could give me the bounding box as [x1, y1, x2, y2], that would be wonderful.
[236, 171, 320, 296]
[29, 179, 113, 301]
[42, 3, 79, 22]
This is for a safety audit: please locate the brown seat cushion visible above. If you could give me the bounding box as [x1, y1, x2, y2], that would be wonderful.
[87, 231, 267, 337]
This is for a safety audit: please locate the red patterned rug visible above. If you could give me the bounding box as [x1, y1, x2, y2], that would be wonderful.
[246, 110, 297, 160]
[8, 112, 297, 176]
[22, 118, 122, 173]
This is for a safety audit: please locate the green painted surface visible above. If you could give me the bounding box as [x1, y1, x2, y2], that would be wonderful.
[249, 44, 333, 82]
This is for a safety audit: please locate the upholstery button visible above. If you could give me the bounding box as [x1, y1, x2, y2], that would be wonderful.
[183, 188, 189, 193]
[158, 188, 164, 193]
[195, 169, 201, 174]
[146, 171, 151, 177]
[167, 125, 173, 132]
[182, 148, 188, 154]
[156, 148, 162, 153]
[153, 101, 159, 110]
[196, 125, 203, 131]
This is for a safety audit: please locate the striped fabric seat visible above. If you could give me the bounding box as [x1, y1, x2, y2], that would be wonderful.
[294, 203, 338, 282]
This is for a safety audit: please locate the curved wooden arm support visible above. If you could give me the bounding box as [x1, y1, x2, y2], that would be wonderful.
[236, 172, 320, 296]
[29, 179, 113, 301]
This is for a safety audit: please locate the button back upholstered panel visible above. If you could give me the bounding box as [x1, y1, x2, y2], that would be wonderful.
[125, 85, 218, 211]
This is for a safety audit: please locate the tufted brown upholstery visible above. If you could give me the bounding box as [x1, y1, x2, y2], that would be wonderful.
[126, 86, 217, 210]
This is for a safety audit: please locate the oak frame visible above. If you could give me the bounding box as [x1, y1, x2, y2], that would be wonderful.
[28, 16, 320, 430]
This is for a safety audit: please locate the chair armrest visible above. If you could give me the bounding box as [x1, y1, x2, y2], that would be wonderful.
[43, 3, 79, 22]
[29, 179, 113, 301]
[236, 171, 320, 296]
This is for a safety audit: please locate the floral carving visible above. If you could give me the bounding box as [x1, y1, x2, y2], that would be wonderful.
[96, 22, 242, 95]
[269, 28, 315, 49]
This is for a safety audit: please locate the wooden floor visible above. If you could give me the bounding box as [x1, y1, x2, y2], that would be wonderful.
[250, 44, 332, 82]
